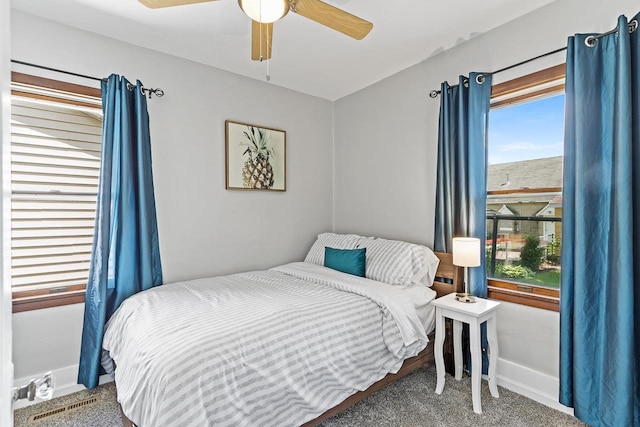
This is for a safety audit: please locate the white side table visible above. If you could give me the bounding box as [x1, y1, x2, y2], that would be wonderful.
[432, 293, 500, 414]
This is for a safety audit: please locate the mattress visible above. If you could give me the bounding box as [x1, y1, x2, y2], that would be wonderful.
[102, 262, 433, 426]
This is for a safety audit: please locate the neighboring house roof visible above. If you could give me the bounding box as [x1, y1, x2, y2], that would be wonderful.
[488, 195, 555, 205]
[487, 156, 563, 191]
[536, 195, 563, 216]
[549, 195, 563, 205]
[537, 204, 556, 216]
[497, 205, 515, 215]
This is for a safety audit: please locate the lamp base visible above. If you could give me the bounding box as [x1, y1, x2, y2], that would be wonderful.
[455, 293, 477, 303]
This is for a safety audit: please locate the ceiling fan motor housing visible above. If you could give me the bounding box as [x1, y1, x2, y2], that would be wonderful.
[238, 0, 290, 23]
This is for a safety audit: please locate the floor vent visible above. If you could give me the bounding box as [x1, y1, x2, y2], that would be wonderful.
[28, 396, 101, 423]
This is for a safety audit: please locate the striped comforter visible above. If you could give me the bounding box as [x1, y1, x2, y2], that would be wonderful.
[102, 262, 431, 426]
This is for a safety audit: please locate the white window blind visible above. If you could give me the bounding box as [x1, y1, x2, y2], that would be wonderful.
[10, 96, 102, 293]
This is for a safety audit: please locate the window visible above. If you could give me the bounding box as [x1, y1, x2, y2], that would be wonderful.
[486, 65, 565, 311]
[10, 73, 102, 312]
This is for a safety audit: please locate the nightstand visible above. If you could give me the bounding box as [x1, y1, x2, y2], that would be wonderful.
[432, 293, 500, 414]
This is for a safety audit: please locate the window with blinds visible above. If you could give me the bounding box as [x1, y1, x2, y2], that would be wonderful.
[10, 73, 102, 312]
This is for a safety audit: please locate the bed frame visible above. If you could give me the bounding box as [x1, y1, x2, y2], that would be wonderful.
[120, 251, 462, 427]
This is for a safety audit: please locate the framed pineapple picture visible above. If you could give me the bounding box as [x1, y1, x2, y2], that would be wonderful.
[225, 120, 286, 191]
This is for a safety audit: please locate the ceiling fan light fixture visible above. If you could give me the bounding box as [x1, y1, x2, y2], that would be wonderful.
[239, 0, 289, 24]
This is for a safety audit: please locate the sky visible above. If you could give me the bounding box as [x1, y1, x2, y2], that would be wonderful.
[488, 93, 565, 165]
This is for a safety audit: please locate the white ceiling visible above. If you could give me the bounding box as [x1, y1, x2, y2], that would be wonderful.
[10, 0, 557, 100]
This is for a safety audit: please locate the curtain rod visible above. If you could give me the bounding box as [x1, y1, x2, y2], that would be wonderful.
[11, 59, 105, 82]
[428, 46, 566, 98]
[429, 19, 638, 98]
[11, 59, 165, 98]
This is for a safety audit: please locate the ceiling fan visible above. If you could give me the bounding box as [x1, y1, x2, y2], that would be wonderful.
[138, 0, 373, 61]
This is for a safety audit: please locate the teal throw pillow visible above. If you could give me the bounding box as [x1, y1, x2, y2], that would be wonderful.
[324, 247, 366, 277]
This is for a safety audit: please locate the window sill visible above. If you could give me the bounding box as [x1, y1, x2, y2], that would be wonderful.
[488, 279, 559, 312]
[12, 287, 86, 313]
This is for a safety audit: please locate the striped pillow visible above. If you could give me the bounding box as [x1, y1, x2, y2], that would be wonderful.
[304, 233, 370, 265]
[358, 238, 416, 285]
[412, 246, 441, 286]
[359, 238, 437, 286]
[411, 245, 440, 286]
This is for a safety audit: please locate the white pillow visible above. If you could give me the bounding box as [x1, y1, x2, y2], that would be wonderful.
[304, 232, 370, 266]
[357, 238, 440, 287]
[411, 246, 441, 287]
[357, 238, 420, 286]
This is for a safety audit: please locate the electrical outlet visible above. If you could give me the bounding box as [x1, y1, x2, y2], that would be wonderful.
[35, 372, 54, 400]
[12, 372, 54, 402]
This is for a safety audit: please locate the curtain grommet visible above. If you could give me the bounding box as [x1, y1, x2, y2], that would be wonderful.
[585, 36, 597, 47]
[476, 74, 486, 85]
[629, 19, 638, 33]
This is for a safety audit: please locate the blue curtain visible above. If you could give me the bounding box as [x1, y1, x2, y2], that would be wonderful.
[560, 13, 640, 427]
[434, 72, 492, 296]
[434, 73, 492, 373]
[78, 74, 163, 389]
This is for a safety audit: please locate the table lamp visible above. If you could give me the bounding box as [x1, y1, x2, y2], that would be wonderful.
[452, 237, 481, 303]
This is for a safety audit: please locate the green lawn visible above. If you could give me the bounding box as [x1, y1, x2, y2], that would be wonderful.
[515, 270, 560, 289]
[489, 264, 561, 289]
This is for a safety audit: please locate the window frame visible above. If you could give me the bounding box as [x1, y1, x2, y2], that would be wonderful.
[10, 72, 101, 313]
[486, 64, 566, 312]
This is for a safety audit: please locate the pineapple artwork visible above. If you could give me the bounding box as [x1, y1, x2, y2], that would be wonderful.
[241, 126, 275, 189]
[225, 120, 286, 191]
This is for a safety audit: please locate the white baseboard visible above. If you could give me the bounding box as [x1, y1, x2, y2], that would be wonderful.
[13, 364, 112, 410]
[496, 358, 573, 416]
[14, 358, 574, 417]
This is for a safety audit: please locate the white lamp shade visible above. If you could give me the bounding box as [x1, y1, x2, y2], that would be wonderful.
[238, 0, 289, 23]
[452, 237, 481, 267]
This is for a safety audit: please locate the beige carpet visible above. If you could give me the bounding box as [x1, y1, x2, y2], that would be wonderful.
[14, 365, 585, 426]
[14, 381, 121, 427]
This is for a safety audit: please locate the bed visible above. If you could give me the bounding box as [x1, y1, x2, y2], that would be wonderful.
[106, 234, 462, 427]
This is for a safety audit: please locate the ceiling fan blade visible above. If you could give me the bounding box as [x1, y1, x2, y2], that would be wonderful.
[138, 0, 218, 9]
[292, 0, 373, 40]
[251, 21, 273, 61]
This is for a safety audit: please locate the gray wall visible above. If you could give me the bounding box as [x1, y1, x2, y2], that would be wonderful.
[333, 0, 637, 408]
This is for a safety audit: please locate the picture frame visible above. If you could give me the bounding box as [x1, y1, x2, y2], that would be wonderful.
[225, 120, 286, 191]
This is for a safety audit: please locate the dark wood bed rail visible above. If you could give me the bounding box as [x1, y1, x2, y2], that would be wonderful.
[432, 251, 463, 297]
